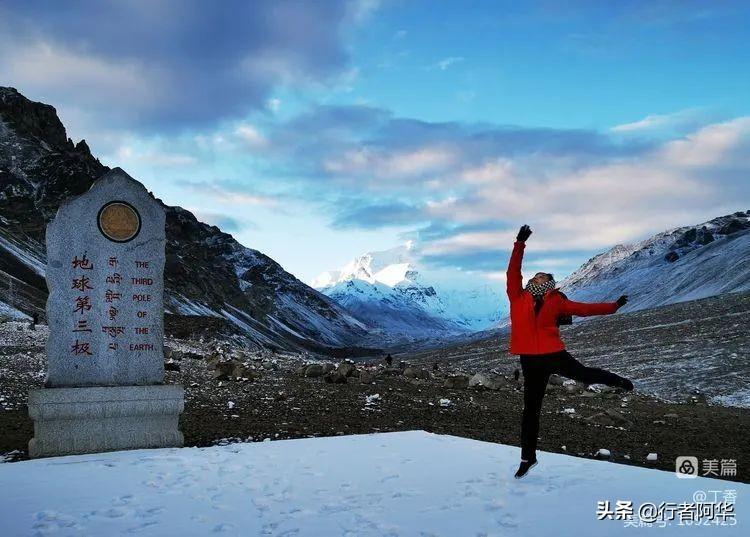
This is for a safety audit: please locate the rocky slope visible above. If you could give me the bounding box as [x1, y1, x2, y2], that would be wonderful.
[0, 87, 376, 355]
[559, 211, 750, 311]
[405, 290, 750, 409]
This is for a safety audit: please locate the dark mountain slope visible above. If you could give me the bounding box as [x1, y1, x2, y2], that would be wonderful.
[0, 87, 376, 355]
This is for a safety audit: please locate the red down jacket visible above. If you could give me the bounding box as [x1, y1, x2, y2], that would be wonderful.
[506, 241, 620, 355]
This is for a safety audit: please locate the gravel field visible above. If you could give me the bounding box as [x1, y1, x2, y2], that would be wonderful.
[1, 316, 748, 484]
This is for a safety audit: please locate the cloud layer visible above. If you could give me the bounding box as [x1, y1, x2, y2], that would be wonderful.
[203, 104, 745, 273]
[0, 0, 353, 131]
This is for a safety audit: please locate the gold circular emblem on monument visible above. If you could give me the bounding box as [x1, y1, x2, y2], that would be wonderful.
[97, 201, 141, 243]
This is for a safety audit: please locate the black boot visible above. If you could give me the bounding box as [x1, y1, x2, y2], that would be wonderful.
[615, 376, 634, 392]
[514, 457, 538, 479]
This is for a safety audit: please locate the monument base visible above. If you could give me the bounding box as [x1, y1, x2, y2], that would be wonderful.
[28, 385, 184, 458]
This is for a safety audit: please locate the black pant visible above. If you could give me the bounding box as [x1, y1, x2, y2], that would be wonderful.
[519, 350, 624, 461]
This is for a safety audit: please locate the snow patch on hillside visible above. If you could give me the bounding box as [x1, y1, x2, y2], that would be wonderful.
[0, 299, 29, 319]
[559, 212, 750, 312]
[0, 233, 46, 276]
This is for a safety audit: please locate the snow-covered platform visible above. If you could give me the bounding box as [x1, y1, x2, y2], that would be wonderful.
[0, 430, 746, 536]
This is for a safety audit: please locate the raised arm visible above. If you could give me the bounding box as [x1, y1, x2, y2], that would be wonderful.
[507, 225, 532, 300]
[559, 294, 628, 317]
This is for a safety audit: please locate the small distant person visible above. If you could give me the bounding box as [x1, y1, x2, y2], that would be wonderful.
[385, 353, 393, 367]
[508, 225, 633, 479]
[432, 362, 439, 372]
[30, 312, 39, 331]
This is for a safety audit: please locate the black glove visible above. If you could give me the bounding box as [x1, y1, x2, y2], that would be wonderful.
[616, 295, 628, 307]
[516, 224, 532, 242]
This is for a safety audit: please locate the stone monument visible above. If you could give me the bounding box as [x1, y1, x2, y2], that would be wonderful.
[28, 167, 184, 457]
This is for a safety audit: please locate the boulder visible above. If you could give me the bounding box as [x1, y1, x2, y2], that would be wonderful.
[232, 362, 250, 378]
[212, 361, 236, 380]
[404, 367, 430, 380]
[359, 370, 376, 384]
[164, 360, 181, 372]
[337, 362, 358, 377]
[206, 351, 221, 368]
[444, 374, 470, 389]
[469, 373, 499, 390]
[548, 374, 565, 386]
[586, 409, 632, 427]
[604, 408, 632, 427]
[585, 412, 615, 426]
[232, 363, 262, 381]
[304, 364, 327, 378]
[324, 371, 348, 384]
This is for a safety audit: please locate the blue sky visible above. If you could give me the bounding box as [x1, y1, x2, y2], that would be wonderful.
[2, 0, 749, 285]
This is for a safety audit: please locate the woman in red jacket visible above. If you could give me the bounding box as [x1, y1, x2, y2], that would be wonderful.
[509, 225, 634, 479]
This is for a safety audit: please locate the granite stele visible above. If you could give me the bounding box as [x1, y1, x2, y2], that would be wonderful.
[28, 167, 184, 457]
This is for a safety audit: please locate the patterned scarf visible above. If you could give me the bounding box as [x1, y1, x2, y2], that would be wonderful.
[525, 279, 556, 298]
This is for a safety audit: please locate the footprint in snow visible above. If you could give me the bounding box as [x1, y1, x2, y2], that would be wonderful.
[111, 494, 136, 506]
[32, 510, 79, 530]
[126, 520, 159, 534]
[484, 498, 506, 511]
[494, 513, 519, 528]
[136, 506, 165, 518]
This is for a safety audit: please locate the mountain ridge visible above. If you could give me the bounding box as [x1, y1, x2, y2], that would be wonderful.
[558, 211, 750, 311]
[313, 243, 505, 342]
[0, 86, 378, 356]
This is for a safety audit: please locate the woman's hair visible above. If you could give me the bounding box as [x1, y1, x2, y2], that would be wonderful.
[534, 272, 555, 283]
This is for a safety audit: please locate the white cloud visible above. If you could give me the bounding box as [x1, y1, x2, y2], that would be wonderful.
[418, 118, 750, 256]
[460, 159, 515, 184]
[659, 117, 750, 167]
[234, 123, 268, 148]
[324, 145, 457, 179]
[346, 0, 382, 23]
[483, 271, 507, 282]
[1, 41, 162, 117]
[267, 98, 282, 112]
[194, 185, 280, 207]
[435, 56, 465, 70]
[115, 146, 198, 167]
[611, 112, 681, 133]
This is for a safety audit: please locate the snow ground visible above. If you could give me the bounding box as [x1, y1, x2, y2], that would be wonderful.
[0, 430, 745, 536]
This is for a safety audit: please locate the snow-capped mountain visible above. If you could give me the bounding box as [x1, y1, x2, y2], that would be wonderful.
[559, 211, 750, 311]
[313, 243, 505, 341]
[0, 87, 375, 354]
